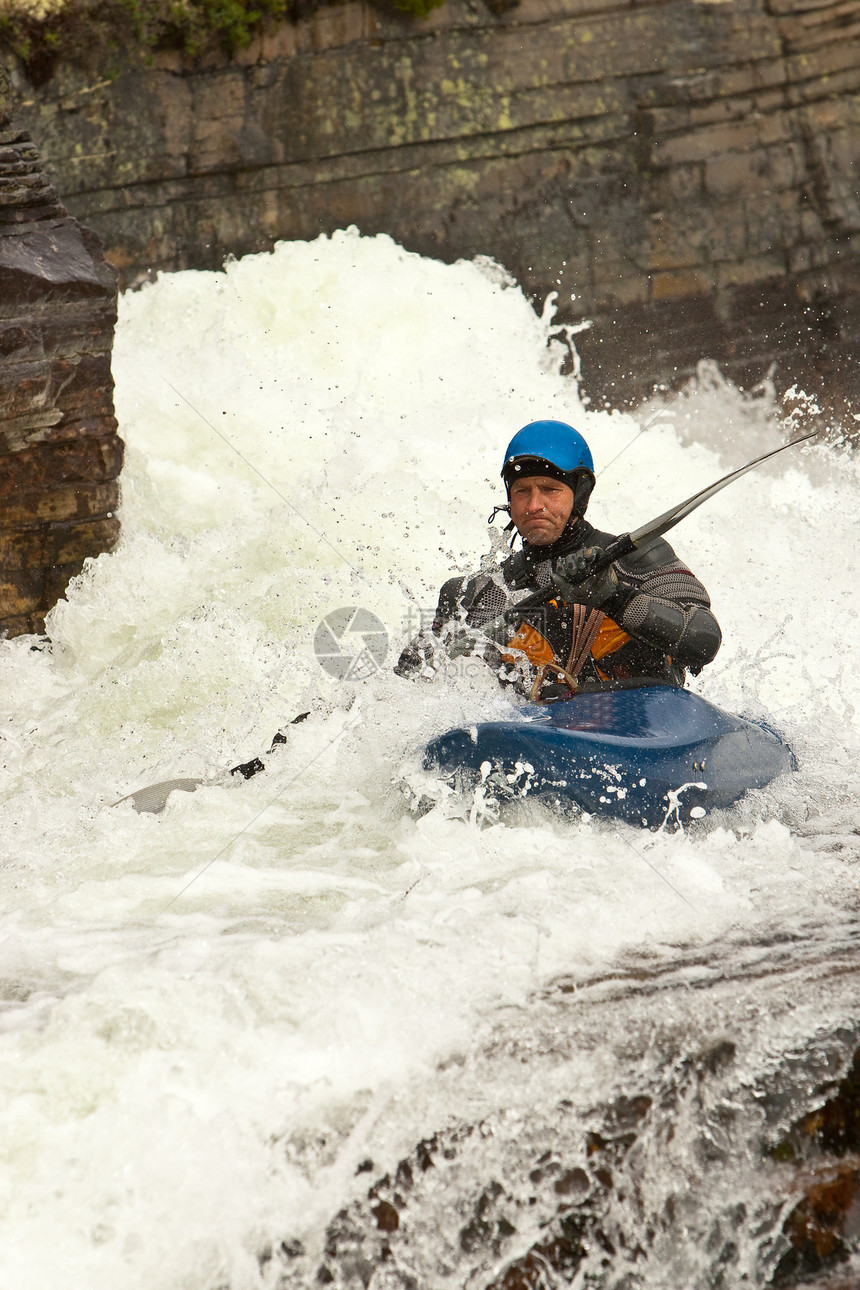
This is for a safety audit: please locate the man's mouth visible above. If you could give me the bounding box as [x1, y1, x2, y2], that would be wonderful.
[524, 519, 556, 540]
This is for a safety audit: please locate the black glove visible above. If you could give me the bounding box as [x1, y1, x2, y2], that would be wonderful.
[551, 546, 619, 608]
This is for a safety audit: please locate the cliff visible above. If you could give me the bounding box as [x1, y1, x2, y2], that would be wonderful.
[4, 0, 860, 410]
[0, 65, 122, 636]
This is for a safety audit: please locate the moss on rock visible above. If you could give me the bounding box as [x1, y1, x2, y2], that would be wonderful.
[0, 0, 446, 82]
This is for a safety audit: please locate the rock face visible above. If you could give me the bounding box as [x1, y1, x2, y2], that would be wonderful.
[4, 0, 860, 409]
[771, 1047, 860, 1286]
[264, 1035, 860, 1289]
[0, 69, 121, 637]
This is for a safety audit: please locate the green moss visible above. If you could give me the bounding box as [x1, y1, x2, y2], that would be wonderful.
[385, 0, 446, 17]
[0, 0, 449, 82]
[117, 0, 291, 56]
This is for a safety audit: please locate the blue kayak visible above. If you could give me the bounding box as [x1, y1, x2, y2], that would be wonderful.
[423, 685, 796, 828]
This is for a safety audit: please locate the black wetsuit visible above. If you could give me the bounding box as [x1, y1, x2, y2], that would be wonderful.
[396, 517, 721, 697]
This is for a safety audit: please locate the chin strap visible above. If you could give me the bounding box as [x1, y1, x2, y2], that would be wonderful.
[487, 503, 514, 527]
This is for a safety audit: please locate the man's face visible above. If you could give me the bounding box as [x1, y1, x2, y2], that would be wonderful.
[508, 475, 575, 545]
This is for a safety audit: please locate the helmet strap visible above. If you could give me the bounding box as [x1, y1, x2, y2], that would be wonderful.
[487, 503, 513, 527]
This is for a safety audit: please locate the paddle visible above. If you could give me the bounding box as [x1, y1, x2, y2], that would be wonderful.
[511, 430, 818, 612]
[113, 713, 310, 815]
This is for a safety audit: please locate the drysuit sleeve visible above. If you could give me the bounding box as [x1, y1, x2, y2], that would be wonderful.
[394, 577, 470, 678]
[394, 572, 513, 679]
[603, 538, 721, 672]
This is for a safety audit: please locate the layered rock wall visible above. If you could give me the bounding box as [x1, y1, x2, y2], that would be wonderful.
[0, 70, 121, 636]
[5, 0, 860, 406]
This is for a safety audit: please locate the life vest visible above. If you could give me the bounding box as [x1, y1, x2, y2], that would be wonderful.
[502, 600, 633, 697]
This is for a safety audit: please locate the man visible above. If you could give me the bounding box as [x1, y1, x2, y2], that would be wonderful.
[396, 419, 721, 699]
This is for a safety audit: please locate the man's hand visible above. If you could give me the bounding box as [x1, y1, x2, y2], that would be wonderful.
[551, 547, 619, 608]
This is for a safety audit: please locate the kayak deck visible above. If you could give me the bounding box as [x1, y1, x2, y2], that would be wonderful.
[423, 685, 796, 828]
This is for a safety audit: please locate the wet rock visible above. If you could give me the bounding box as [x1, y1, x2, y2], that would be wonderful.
[272, 995, 860, 1290]
[772, 1163, 860, 1286]
[490, 1215, 590, 1290]
[459, 1180, 516, 1255]
[799, 1049, 860, 1159]
[301, 1095, 651, 1289]
[0, 68, 121, 635]
[553, 1167, 589, 1200]
[371, 1201, 399, 1233]
[771, 1049, 860, 1287]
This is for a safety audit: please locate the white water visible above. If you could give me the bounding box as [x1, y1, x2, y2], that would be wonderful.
[1, 229, 860, 1289]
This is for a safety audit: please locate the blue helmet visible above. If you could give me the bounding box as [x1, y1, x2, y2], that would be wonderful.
[501, 420, 595, 512]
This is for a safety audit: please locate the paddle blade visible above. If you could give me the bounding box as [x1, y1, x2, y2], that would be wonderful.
[627, 431, 818, 549]
[113, 777, 208, 815]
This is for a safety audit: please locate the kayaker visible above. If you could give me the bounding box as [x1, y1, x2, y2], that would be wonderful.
[396, 419, 721, 700]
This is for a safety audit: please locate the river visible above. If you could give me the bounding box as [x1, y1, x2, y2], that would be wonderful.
[1, 229, 859, 1289]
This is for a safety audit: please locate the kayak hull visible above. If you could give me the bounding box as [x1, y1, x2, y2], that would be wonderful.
[423, 686, 795, 828]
